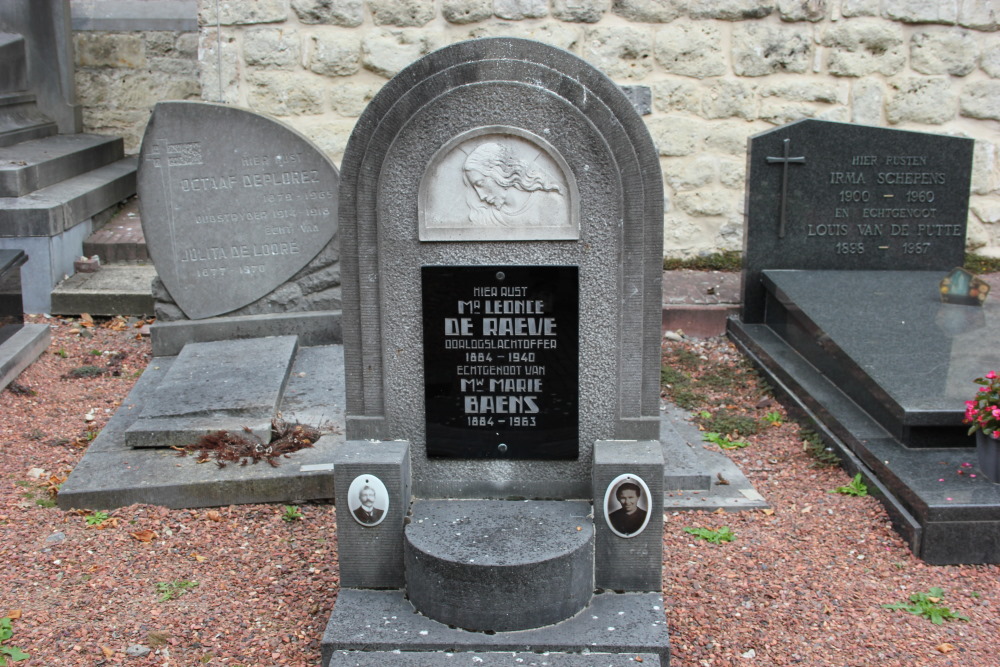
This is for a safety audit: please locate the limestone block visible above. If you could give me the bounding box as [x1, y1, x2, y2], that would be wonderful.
[664, 156, 716, 192]
[972, 199, 1000, 224]
[778, 0, 827, 22]
[886, 77, 956, 124]
[468, 22, 580, 51]
[883, 0, 957, 25]
[582, 27, 653, 80]
[823, 20, 906, 77]
[199, 29, 240, 104]
[719, 159, 744, 189]
[688, 0, 774, 20]
[851, 78, 883, 125]
[145, 32, 176, 57]
[761, 81, 844, 104]
[651, 80, 700, 114]
[362, 29, 443, 78]
[815, 106, 849, 121]
[80, 107, 148, 153]
[911, 29, 979, 76]
[199, 0, 286, 25]
[75, 33, 146, 69]
[840, 0, 878, 17]
[704, 120, 766, 155]
[291, 0, 364, 26]
[176, 33, 200, 58]
[552, 0, 610, 23]
[611, 0, 683, 22]
[959, 0, 999, 31]
[732, 23, 812, 76]
[983, 43, 1000, 77]
[663, 215, 712, 255]
[717, 215, 744, 248]
[654, 24, 726, 78]
[972, 139, 1000, 195]
[493, 0, 549, 19]
[759, 101, 820, 124]
[244, 28, 301, 69]
[369, 0, 435, 26]
[700, 80, 757, 120]
[310, 33, 361, 77]
[246, 72, 325, 116]
[646, 115, 703, 156]
[330, 81, 383, 117]
[149, 56, 201, 78]
[444, 0, 493, 23]
[285, 116, 357, 163]
[960, 80, 1000, 120]
[75, 70, 114, 107]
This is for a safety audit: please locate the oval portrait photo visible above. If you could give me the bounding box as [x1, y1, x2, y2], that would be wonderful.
[347, 474, 389, 527]
[604, 473, 652, 538]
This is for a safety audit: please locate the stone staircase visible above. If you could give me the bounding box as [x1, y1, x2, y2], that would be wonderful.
[0, 23, 136, 314]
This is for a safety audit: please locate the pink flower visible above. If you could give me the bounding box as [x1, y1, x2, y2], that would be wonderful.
[987, 371, 997, 380]
[980, 387, 990, 392]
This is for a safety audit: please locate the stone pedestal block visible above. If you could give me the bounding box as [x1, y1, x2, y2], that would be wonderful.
[593, 440, 664, 591]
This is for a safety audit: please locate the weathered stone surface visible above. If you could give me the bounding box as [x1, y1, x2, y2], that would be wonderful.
[778, 0, 827, 22]
[552, 0, 609, 22]
[972, 139, 1000, 195]
[243, 28, 301, 70]
[647, 115, 702, 156]
[493, 0, 548, 19]
[329, 81, 382, 116]
[719, 159, 744, 189]
[361, 29, 442, 78]
[246, 71, 324, 115]
[650, 80, 700, 113]
[675, 189, 733, 216]
[467, 22, 581, 50]
[199, 29, 240, 104]
[75, 33, 146, 68]
[760, 81, 844, 104]
[291, 0, 364, 26]
[582, 27, 653, 79]
[653, 24, 726, 78]
[823, 20, 906, 77]
[611, 0, 683, 22]
[851, 77, 884, 124]
[199, 0, 287, 25]
[699, 80, 756, 119]
[959, 0, 999, 31]
[732, 23, 812, 76]
[664, 156, 716, 192]
[689, 0, 774, 20]
[704, 120, 767, 155]
[972, 199, 1000, 224]
[961, 80, 1000, 120]
[840, 0, 878, 17]
[883, 0, 957, 25]
[983, 43, 1000, 77]
[138, 102, 339, 320]
[443, 0, 493, 23]
[911, 29, 979, 76]
[759, 101, 820, 124]
[886, 76, 956, 124]
[309, 32, 361, 77]
[283, 116, 356, 163]
[369, 0, 435, 26]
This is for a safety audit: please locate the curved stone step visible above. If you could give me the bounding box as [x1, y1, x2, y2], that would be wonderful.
[405, 499, 594, 632]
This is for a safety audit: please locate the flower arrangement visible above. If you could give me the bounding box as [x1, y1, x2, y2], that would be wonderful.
[964, 371, 1000, 438]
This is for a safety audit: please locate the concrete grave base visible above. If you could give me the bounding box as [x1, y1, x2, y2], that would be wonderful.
[0, 322, 49, 392]
[57, 344, 345, 510]
[150, 310, 341, 357]
[321, 589, 670, 667]
[326, 651, 659, 666]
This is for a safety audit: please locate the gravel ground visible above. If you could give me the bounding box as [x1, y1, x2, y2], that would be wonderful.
[1, 316, 997, 666]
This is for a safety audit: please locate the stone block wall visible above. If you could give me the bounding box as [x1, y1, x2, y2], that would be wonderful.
[73, 0, 1000, 258]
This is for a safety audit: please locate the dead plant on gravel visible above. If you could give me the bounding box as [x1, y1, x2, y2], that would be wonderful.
[175, 418, 323, 468]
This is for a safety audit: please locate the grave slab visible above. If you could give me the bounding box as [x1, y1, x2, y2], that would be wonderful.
[321, 589, 670, 666]
[124, 335, 298, 448]
[57, 344, 344, 510]
[327, 651, 658, 666]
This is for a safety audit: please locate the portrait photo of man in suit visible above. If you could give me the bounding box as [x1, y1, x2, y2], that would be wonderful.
[347, 475, 389, 527]
[353, 485, 384, 525]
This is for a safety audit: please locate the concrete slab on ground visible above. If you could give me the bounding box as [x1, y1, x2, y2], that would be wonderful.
[661, 270, 740, 337]
[321, 589, 669, 666]
[50, 263, 155, 316]
[57, 344, 345, 511]
[0, 323, 49, 392]
[327, 651, 658, 666]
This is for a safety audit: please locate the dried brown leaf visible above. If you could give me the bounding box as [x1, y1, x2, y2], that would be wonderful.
[130, 529, 157, 543]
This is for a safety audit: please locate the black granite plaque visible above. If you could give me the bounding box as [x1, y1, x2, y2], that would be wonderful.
[422, 266, 578, 459]
[742, 119, 974, 322]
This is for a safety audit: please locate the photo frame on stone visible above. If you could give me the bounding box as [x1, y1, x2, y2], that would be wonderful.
[347, 474, 389, 527]
[418, 126, 579, 242]
[604, 473, 652, 538]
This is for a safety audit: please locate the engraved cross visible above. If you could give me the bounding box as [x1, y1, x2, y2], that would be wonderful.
[766, 137, 806, 239]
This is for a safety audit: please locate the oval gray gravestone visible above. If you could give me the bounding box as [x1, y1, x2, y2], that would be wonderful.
[138, 101, 339, 320]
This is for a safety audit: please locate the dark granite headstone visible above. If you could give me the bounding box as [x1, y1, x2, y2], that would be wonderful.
[742, 119, 974, 322]
[138, 102, 339, 320]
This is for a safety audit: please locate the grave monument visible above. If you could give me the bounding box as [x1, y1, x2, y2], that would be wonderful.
[729, 119, 1000, 564]
[322, 37, 670, 664]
